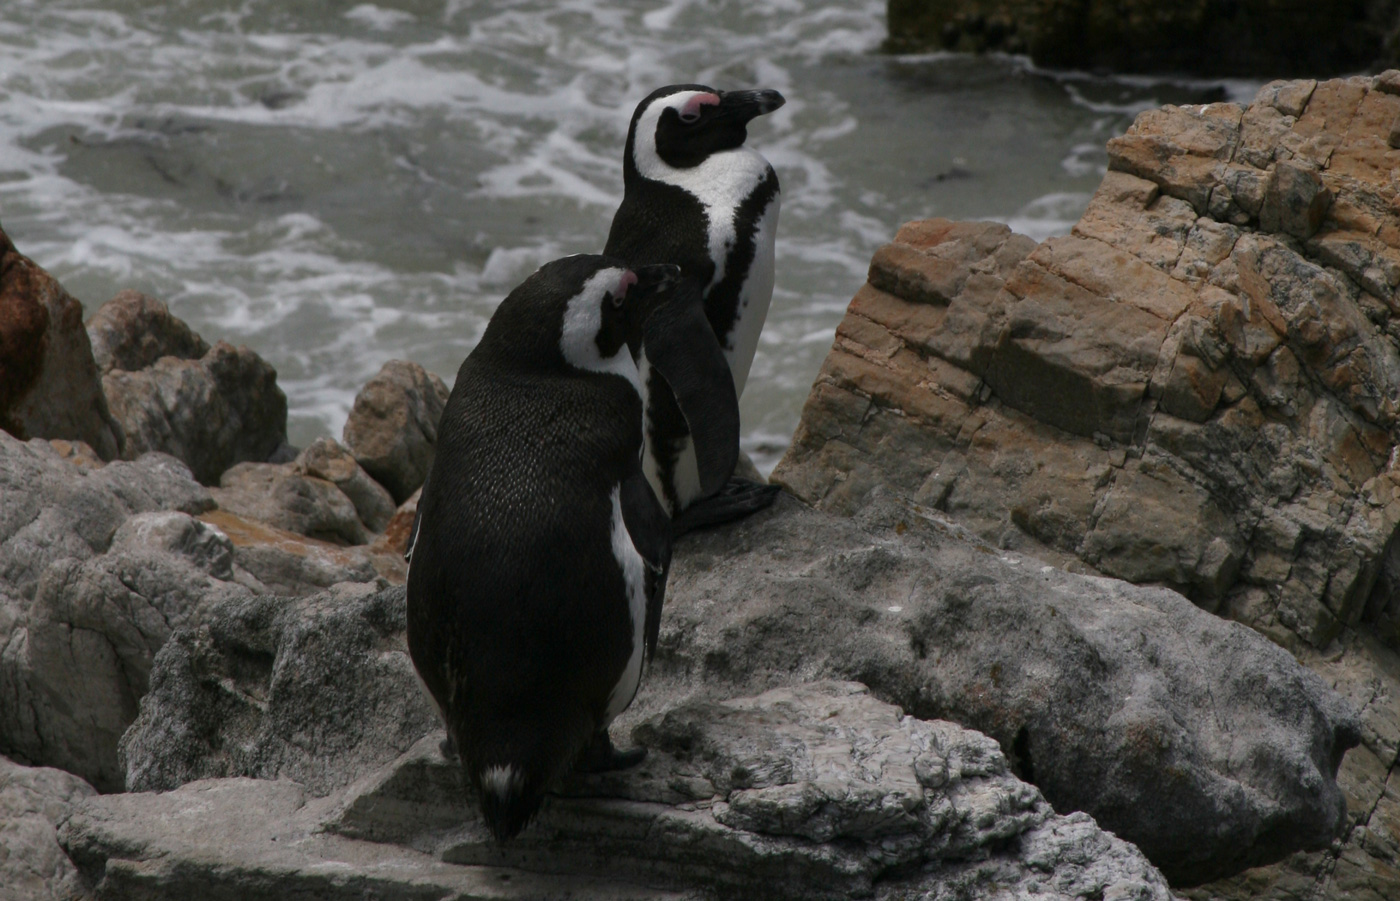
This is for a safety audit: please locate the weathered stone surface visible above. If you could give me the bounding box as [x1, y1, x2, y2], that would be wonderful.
[0, 431, 214, 603]
[5, 511, 251, 792]
[82, 683, 1175, 901]
[212, 461, 371, 546]
[0, 224, 122, 460]
[121, 583, 436, 797]
[102, 338, 289, 486]
[885, 1, 1400, 77]
[86, 289, 209, 375]
[0, 755, 95, 901]
[294, 437, 396, 533]
[124, 498, 1357, 886]
[199, 509, 404, 593]
[773, 75, 1400, 900]
[342, 359, 449, 504]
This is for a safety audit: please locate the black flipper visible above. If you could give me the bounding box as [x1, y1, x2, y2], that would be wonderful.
[618, 469, 671, 662]
[575, 729, 647, 773]
[670, 476, 781, 537]
[642, 279, 740, 499]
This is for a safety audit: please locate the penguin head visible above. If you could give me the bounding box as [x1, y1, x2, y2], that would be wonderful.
[625, 83, 785, 177]
[476, 255, 679, 383]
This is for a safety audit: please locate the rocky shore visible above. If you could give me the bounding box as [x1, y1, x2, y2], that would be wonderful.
[2, 73, 1397, 900]
[886, 1, 1400, 77]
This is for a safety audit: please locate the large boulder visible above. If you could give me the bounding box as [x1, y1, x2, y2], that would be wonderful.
[90, 290, 289, 485]
[342, 360, 449, 504]
[67, 682, 1174, 901]
[121, 495, 1357, 885]
[0, 224, 122, 460]
[121, 583, 437, 797]
[4, 511, 251, 792]
[886, 1, 1400, 77]
[773, 74, 1400, 900]
[0, 755, 96, 901]
[211, 462, 372, 546]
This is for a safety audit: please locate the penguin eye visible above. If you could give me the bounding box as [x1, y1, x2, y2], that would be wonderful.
[609, 292, 624, 309]
[678, 110, 701, 125]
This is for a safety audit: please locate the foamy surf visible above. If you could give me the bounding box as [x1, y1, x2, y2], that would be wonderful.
[0, 1, 1251, 471]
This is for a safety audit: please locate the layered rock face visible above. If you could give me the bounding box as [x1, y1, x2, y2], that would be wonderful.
[886, 1, 1400, 77]
[774, 74, 1400, 900]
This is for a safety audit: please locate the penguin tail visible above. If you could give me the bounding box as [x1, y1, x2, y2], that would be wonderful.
[456, 706, 596, 842]
[474, 762, 540, 842]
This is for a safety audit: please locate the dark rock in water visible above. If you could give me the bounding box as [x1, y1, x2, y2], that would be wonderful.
[886, 1, 1400, 78]
[0, 754, 95, 901]
[342, 359, 449, 504]
[87, 682, 1175, 901]
[0, 223, 122, 461]
[211, 461, 372, 547]
[121, 494, 1358, 886]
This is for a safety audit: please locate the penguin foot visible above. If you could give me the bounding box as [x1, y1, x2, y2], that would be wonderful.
[575, 730, 647, 773]
[439, 732, 458, 760]
[671, 478, 781, 537]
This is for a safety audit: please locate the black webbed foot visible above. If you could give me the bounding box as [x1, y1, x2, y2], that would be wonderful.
[439, 732, 458, 760]
[574, 729, 647, 773]
[671, 477, 781, 537]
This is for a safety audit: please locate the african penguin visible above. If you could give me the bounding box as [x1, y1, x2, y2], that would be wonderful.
[605, 83, 785, 533]
[405, 255, 717, 842]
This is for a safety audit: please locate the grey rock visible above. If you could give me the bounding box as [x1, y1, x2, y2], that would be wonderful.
[120, 583, 437, 797]
[0, 754, 96, 901]
[103, 340, 288, 486]
[86, 290, 209, 375]
[196, 507, 398, 595]
[122, 497, 1356, 886]
[342, 360, 449, 504]
[72, 683, 1174, 901]
[648, 496, 1357, 886]
[4, 512, 250, 791]
[294, 437, 396, 534]
[0, 431, 213, 603]
[211, 461, 371, 546]
[0, 224, 123, 461]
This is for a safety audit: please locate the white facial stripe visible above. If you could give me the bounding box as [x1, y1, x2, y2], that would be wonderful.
[604, 485, 647, 723]
[558, 268, 643, 395]
[631, 92, 773, 294]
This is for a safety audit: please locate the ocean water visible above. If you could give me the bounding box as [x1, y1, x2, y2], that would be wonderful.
[0, 0, 1258, 472]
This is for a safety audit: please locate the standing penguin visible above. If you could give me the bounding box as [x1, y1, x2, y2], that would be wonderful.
[605, 83, 785, 533]
[406, 255, 719, 842]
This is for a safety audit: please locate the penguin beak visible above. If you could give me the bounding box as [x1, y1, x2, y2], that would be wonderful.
[715, 89, 785, 124]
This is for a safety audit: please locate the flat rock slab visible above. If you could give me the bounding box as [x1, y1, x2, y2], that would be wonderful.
[68, 683, 1173, 901]
[656, 495, 1359, 885]
[121, 495, 1358, 886]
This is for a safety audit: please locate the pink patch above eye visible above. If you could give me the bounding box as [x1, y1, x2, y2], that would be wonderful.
[616, 270, 638, 298]
[679, 93, 720, 119]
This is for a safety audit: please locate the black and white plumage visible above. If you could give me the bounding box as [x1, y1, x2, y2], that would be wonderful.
[605, 83, 784, 530]
[406, 255, 708, 842]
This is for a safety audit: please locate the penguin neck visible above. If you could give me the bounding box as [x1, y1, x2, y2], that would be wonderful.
[627, 143, 771, 214]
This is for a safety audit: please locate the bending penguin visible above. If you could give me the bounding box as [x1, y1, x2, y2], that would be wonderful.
[605, 83, 785, 533]
[406, 255, 728, 842]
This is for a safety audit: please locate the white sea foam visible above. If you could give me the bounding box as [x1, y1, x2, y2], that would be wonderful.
[1, 0, 1198, 453]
